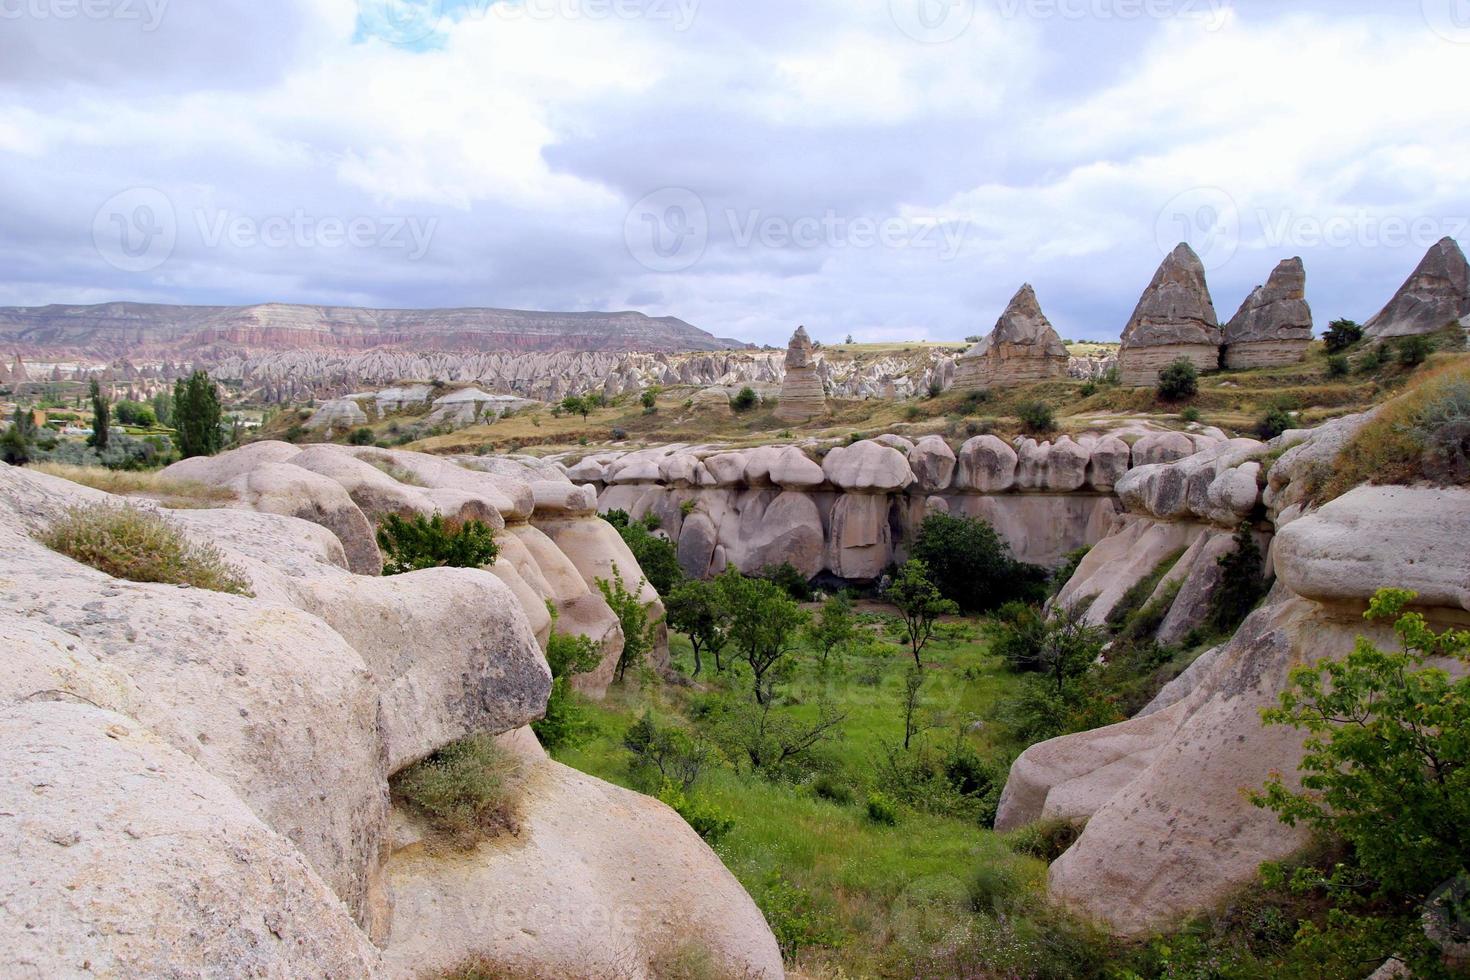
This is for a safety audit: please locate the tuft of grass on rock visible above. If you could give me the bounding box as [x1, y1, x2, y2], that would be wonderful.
[29, 463, 236, 509]
[392, 735, 521, 850]
[39, 502, 253, 595]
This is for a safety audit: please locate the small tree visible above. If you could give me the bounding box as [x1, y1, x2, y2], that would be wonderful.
[533, 603, 604, 751]
[377, 513, 499, 575]
[1015, 400, 1056, 435]
[598, 567, 654, 684]
[113, 400, 156, 427]
[173, 371, 224, 459]
[640, 388, 659, 411]
[1322, 318, 1364, 354]
[561, 395, 592, 419]
[1208, 523, 1266, 634]
[1256, 405, 1294, 440]
[718, 570, 809, 704]
[899, 666, 934, 750]
[665, 579, 732, 676]
[151, 389, 173, 427]
[611, 518, 682, 595]
[911, 513, 1040, 613]
[1254, 589, 1470, 899]
[732, 387, 759, 413]
[886, 560, 958, 666]
[1156, 358, 1199, 401]
[804, 592, 857, 667]
[88, 379, 110, 450]
[1397, 334, 1432, 367]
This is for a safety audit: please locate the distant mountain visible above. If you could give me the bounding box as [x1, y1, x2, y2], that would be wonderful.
[0, 302, 747, 357]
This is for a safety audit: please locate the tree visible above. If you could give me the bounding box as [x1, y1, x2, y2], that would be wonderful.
[533, 603, 604, 751]
[376, 513, 499, 575]
[1397, 334, 1432, 367]
[1254, 589, 1470, 899]
[113, 399, 156, 427]
[623, 711, 714, 792]
[911, 513, 1041, 613]
[900, 666, 934, 750]
[640, 388, 659, 411]
[1323, 318, 1364, 354]
[598, 567, 654, 684]
[1016, 400, 1055, 435]
[708, 695, 846, 778]
[151, 389, 173, 427]
[561, 395, 592, 419]
[885, 560, 958, 666]
[1207, 523, 1266, 634]
[1, 407, 34, 465]
[1257, 405, 1294, 440]
[88, 379, 110, 450]
[731, 387, 759, 413]
[665, 579, 732, 676]
[1156, 358, 1199, 401]
[173, 371, 224, 459]
[718, 570, 809, 704]
[611, 518, 682, 596]
[804, 592, 857, 667]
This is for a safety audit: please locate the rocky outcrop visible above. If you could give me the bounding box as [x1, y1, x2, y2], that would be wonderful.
[1221, 257, 1313, 369]
[774, 326, 826, 422]
[1364, 237, 1470, 339]
[1117, 243, 1222, 386]
[425, 388, 538, 427]
[305, 395, 370, 433]
[954, 284, 1069, 390]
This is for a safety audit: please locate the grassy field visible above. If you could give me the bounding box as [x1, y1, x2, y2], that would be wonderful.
[551, 609, 1062, 978]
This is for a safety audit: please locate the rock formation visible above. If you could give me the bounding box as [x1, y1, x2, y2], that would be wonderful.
[774, 326, 826, 422]
[1363, 236, 1470, 338]
[9, 354, 28, 383]
[0, 451, 778, 977]
[954, 284, 1069, 390]
[1221, 257, 1313, 369]
[1117, 243, 1222, 386]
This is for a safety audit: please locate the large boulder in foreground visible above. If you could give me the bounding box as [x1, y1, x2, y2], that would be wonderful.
[382, 731, 783, 980]
[1222, 257, 1313, 369]
[1364, 236, 1470, 339]
[1117, 243, 1222, 386]
[954, 284, 1070, 390]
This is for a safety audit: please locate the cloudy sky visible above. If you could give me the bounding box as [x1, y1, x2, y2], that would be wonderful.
[0, 0, 1466, 346]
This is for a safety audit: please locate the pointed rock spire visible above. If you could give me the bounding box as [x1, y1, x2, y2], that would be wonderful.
[775, 326, 826, 422]
[1118, 243, 1221, 386]
[955, 284, 1070, 390]
[1222, 257, 1313, 369]
[1364, 237, 1470, 339]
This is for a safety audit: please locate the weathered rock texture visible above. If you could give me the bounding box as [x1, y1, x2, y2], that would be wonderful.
[1117, 243, 1222, 386]
[1221, 257, 1313, 369]
[775, 326, 826, 422]
[1364, 237, 1470, 339]
[954, 284, 1069, 390]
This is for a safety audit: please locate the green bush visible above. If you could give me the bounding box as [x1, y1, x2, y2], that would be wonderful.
[760, 561, 814, 602]
[1004, 818, 1082, 863]
[39, 503, 252, 596]
[1156, 358, 1199, 401]
[1397, 334, 1432, 367]
[865, 792, 899, 826]
[598, 567, 654, 684]
[391, 735, 520, 849]
[1357, 343, 1387, 374]
[656, 781, 734, 845]
[376, 513, 499, 576]
[732, 387, 759, 412]
[532, 610, 603, 751]
[811, 773, 854, 806]
[1257, 405, 1295, 440]
[347, 426, 375, 445]
[1326, 353, 1350, 377]
[1322, 318, 1364, 354]
[612, 518, 682, 595]
[911, 513, 1046, 614]
[1414, 379, 1470, 483]
[1208, 524, 1266, 634]
[113, 399, 156, 427]
[1015, 399, 1055, 435]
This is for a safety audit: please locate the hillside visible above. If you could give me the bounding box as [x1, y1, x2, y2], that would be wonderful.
[0, 301, 745, 358]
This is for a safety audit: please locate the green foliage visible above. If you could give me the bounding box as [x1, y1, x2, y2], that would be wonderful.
[718, 569, 810, 703]
[665, 578, 732, 676]
[1049, 546, 1090, 597]
[760, 560, 814, 602]
[1323, 318, 1364, 354]
[656, 780, 734, 844]
[991, 604, 1106, 694]
[1180, 406, 1202, 424]
[39, 503, 252, 595]
[150, 389, 173, 427]
[347, 426, 375, 445]
[1208, 523, 1267, 634]
[560, 394, 592, 418]
[1397, 334, 1432, 367]
[640, 388, 659, 411]
[2, 407, 34, 464]
[1005, 818, 1082, 863]
[113, 399, 156, 427]
[391, 735, 519, 849]
[732, 386, 759, 413]
[1255, 589, 1470, 899]
[1015, 399, 1056, 435]
[533, 607, 603, 751]
[758, 872, 845, 959]
[611, 517, 682, 595]
[1326, 353, 1351, 377]
[87, 379, 109, 450]
[1156, 357, 1200, 401]
[1357, 343, 1387, 374]
[704, 693, 846, 780]
[598, 566, 654, 684]
[1414, 379, 1470, 483]
[865, 792, 899, 826]
[885, 560, 959, 666]
[376, 513, 499, 576]
[804, 592, 857, 666]
[1106, 549, 1184, 633]
[1257, 405, 1295, 440]
[911, 513, 1045, 614]
[173, 371, 224, 459]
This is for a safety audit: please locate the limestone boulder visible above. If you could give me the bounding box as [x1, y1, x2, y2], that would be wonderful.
[766, 446, 826, 489]
[824, 493, 893, 580]
[1364, 236, 1470, 339]
[1044, 437, 1090, 492]
[954, 435, 1018, 492]
[1131, 431, 1196, 466]
[1056, 516, 1207, 625]
[1222, 257, 1313, 369]
[908, 436, 956, 492]
[1085, 436, 1132, 491]
[822, 440, 915, 493]
[1154, 528, 1263, 647]
[725, 490, 824, 579]
[1117, 243, 1222, 386]
[872, 434, 915, 453]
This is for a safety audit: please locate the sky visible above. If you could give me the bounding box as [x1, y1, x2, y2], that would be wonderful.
[0, 0, 1466, 347]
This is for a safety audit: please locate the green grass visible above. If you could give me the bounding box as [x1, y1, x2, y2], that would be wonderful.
[553, 613, 1052, 977]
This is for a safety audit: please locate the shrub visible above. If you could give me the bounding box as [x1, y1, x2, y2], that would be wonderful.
[39, 503, 252, 595]
[760, 561, 814, 602]
[811, 773, 854, 806]
[885, 560, 958, 666]
[613, 518, 682, 595]
[598, 567, 654, 683]
[866, 792, 899, 826]
[624, 711, 714, 792]
[391, 735, 520, 849]
[1326, 353, 1350, 377]
[113, 399, 156, 427]
[731, 387, 759, 413]
[532, 609, 603, 751]
[1322, 318, 1364, 353]
[911, 513, 1046, 613]
[1156, 358, 1199, 401]
[1208, 524, 1266, 634]
[656, 781, 734, 845]
[1356, 343, 1387, 374]
[1005, 818, 1082, 863]
[376, 513, 499, 575]
[1079, 380, 1098, 397]
[1397, 334, 1432, 367]
[1256, 405, 1294, 440]
[1015, 399, 1056, 435]
[1179, 406, 1201, 424]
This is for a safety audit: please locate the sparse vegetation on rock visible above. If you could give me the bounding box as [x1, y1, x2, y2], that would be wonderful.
[391, 735, 521, 849]
[39, 502, 252, 595]
[376, 512, 499, 575]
